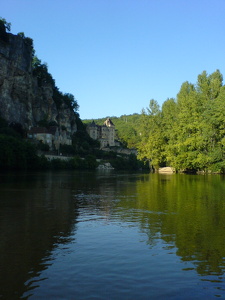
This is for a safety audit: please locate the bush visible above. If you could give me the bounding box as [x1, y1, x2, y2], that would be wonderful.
[37, 155, 50, 170]
[0, 18, 10, 42]
[0, 134, 38, 170]
[70, 156, 84, 169]
[59, 144, 75, 155]
[37, 142, 49, 152]
[85, 155, 98, 169]
[50, 159, 65, 170]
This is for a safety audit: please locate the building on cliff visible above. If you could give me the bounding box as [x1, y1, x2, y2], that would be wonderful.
[27, 126, 72, 150]
[86, 118, 116, 148]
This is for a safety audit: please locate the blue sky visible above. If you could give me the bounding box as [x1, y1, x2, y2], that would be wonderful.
[2, 0, 225, 119]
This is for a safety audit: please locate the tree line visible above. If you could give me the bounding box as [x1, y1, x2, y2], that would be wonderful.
[137, 70, 225, 173]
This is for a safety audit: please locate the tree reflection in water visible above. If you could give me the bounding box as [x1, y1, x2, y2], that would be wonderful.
[0, 171, 225, 298]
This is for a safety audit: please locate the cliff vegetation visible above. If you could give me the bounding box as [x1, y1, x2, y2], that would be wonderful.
[0, 17, 79, 134]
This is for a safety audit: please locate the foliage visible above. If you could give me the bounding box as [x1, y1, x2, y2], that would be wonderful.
[0, 134, 38, 170]
[49, 155, 97, 170]
[63, 93, 79, 111]
[37, 141, 50, 152]
[110, 153, 147, 171]
[0, 116, 146, 171]
[32, 56, 55, 87]
[59, 144, 75, 155]
[85, 155, 98, 169]
[9, 122, 26, 138]
[32, 56, 79, 112]
[48, 120, 58, 127]
[0, 118, 25, 139]
[136, 70, 225, 173]
[72, 129, 100, 156]
[0, 17, 11, 31]
[0, 17, 11, 42]
[17, 32, 34, 50]
[83, 70, 225, 173]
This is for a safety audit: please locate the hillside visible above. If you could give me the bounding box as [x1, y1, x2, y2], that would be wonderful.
[83, 114, 142, 148]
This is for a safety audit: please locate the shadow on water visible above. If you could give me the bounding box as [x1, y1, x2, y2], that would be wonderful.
[0, 171, 79, 299]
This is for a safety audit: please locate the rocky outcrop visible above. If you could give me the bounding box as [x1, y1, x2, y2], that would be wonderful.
[0, 32, 77, 134]
[97, 162, 114, 170]
[158, 167, 175, 174]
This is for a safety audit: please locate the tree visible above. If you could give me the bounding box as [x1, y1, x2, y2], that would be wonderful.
[146, 99, 160, 115]
[0, 17, 11, 42]
[0, 17, 11, 31]
[0, 135, 38, 170]
[17, 32, 34, 51]
[137, 100, 165, 171]
[137, 70, 225, 173]
[63, 93, 79, 112]
[197, 70, 223, 103]
[32, 56, 55, 87]
[168, 81, 207, 171]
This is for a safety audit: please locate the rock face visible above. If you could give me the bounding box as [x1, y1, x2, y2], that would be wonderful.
[0, 32, 77, 134]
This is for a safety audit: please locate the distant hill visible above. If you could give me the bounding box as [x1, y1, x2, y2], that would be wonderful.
[83, 114, 142, 148]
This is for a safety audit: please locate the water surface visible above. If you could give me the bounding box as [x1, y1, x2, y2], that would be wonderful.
[0, 171, 225, 299]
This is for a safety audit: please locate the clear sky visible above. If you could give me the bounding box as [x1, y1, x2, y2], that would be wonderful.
[2, 0, 225, 119]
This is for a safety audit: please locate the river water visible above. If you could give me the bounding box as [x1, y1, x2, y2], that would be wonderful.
[0, 171, 225, 299]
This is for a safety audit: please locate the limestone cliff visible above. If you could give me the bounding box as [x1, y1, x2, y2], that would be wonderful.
[0, 32, 77, 134]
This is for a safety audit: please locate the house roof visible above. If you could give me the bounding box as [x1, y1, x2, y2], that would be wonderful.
[104, 118, 114, 127]
[88, 121, 98, 127]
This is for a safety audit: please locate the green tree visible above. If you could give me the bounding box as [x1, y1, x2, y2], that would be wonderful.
[63, 93, 79, 112]
[0, 17, 11, 31]
[0, 17, 11, 42]
[169, 81, 207, 171]
[17, 32, 34, 51]
[32, 56, 55, 87]
[137, 100, 165, 171]
[85, 155, 98, 169]
[0, 135, 38, 170]
[137, 70, 225, 173]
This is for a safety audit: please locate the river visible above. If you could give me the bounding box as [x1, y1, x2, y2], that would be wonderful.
[0, 171, 225, 299]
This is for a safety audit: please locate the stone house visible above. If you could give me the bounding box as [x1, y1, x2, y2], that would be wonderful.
[27, 126, 72, 150]
[86, 118, 116, 148]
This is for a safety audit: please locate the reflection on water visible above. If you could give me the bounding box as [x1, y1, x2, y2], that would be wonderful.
[0, 171, 225, 299]
[0, 172, 78, 299]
